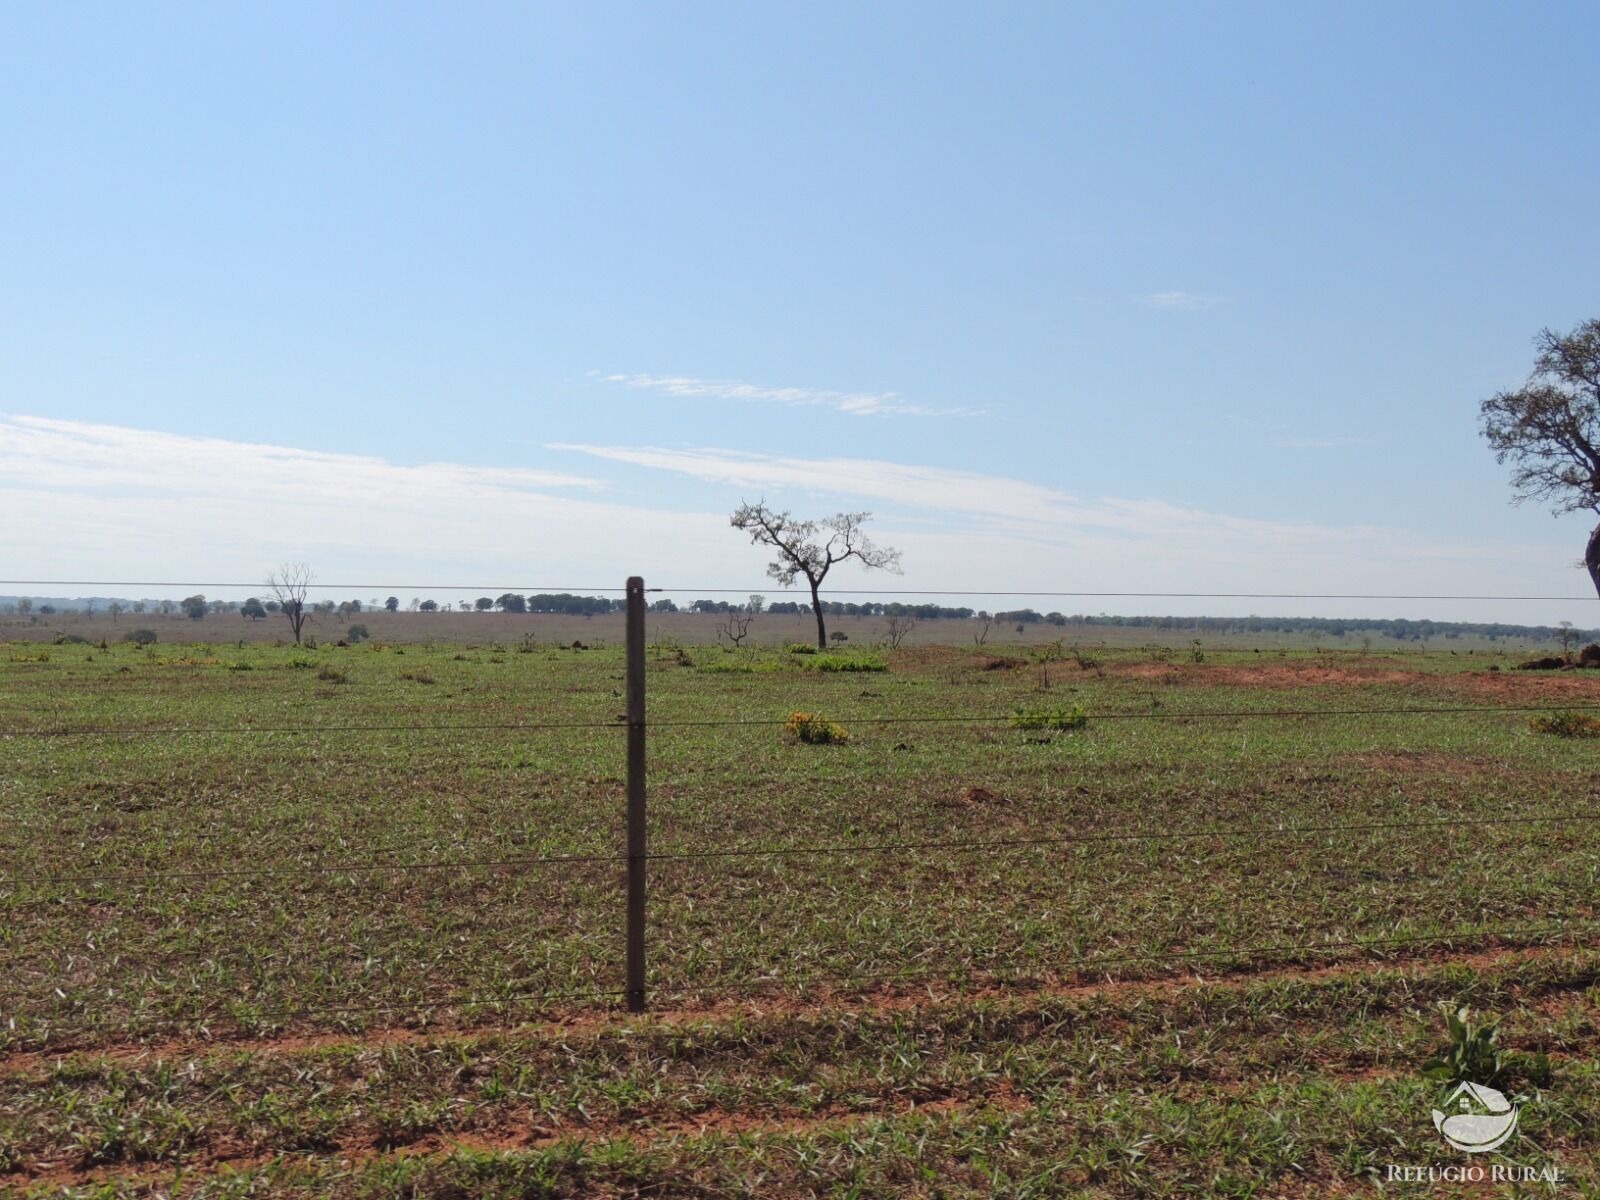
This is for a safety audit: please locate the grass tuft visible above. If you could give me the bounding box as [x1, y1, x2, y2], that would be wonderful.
[811, 653, 887, 673]
[1010, 702, 1088, 731]
[1529, 710, 1600, 737]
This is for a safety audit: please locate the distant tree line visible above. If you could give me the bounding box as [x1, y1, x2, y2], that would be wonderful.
[1006, 611, 1600, 643]
[472, 593, 627, 615]
[6, 592, 1591, 644]
[673, 603, 1594, 643]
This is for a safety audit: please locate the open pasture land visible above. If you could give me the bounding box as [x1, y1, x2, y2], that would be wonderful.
[3, 638, 1600, 1195]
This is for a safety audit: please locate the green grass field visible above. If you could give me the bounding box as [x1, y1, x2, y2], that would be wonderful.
[3, 635, 1600, 1196]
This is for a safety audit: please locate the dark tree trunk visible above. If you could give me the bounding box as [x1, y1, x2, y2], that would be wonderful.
[810, 580, 827, 649]
[1587, 522, 1600, 601]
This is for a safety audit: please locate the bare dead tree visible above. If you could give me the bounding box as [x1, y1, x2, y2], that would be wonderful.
[883, 613, 916, 649]
[972, 614, 992, 646]
[267, 562, 313, 644]
[730, 502, 901, 650]
[1481, 320, 1600, 598]
[717, 608, 755, 647]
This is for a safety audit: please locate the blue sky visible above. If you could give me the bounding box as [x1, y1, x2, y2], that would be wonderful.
[2, 3, 1598, 620]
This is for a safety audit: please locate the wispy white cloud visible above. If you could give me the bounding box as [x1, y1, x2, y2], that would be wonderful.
[0, 415, 1580, 619]
[551, 443, 1344, 542]
[596, 372, 982, 417]
[547, 442, 1582, 614]
[1138, 291, 1227, 311]
[0, 415, 603, 502]
[0, 415, 736, 587]
[550, 444, 1074, 524]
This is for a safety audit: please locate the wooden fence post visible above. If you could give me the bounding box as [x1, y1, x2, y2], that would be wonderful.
[624, 576, 647, 1013]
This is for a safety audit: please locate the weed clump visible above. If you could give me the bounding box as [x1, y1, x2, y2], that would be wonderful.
[786, 711, 849, 744]
[812, 653, 887, 673]
[316, 666, 349, 684]
[697, 654, 781, 674]
[1011, 703, 1088, 731]
[1529, 710, 1600, 737]
[785, 643, 817, 655]
[1423, 1005, 1502, 1086]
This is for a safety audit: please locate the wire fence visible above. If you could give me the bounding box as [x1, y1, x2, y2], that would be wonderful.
[21, 923, 1600, 1044]
[6, 703, 1600, 740]
[7, 810, 1598, 891]
[3, 577, 1598, 601]
[2, 573, 1598, 1034]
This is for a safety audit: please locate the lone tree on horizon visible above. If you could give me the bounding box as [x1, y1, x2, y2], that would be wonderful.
[1481, 319, 1600, 599]
[267, 562, 313, 644]
[731, 501, 901, 649]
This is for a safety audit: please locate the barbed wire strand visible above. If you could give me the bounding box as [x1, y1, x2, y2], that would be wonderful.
[26, 984, 635, 1046]
[3, 810, 1595, 893]
[23, 921, 1594, 1042]
[642, 810, 1600, 863]
[643, 921, 1597, 1001]
[4, 700, 1598, 740]
[0, 850, 623, 888]
[2, 579, 1598, 601]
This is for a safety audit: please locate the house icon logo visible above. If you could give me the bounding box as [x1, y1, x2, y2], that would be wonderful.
[1432, 1081, 1519, 1153]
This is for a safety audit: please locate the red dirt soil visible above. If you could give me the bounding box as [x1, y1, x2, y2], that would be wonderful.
[1110, 660, 1600, 701]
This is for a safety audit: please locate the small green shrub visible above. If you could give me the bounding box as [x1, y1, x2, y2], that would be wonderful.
[316, 665, 348, 684]
[346, 624, 371, 643]
[786, 711, 849, 744]
[1011, 703, 1088, 731]
[227, 661, 254, 672]
[1530, 710, 1600, 738]
[785, 643, 818, 655]
[1423, 1005, 1502, 1086]
[812, 654, 888, 673]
